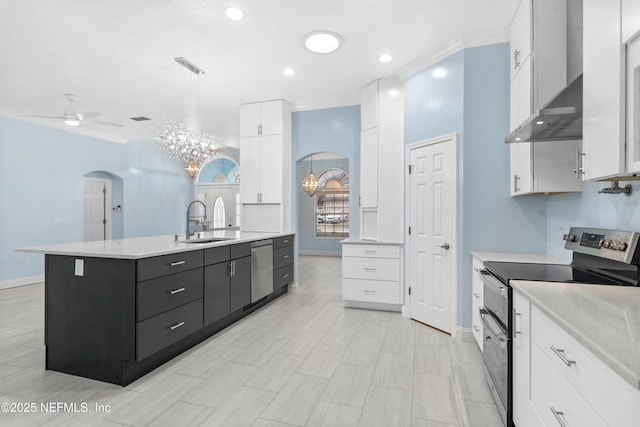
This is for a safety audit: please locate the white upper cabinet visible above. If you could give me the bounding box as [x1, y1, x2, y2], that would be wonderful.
[239, 100, 283, 137]
[509, 0, 532, 81]
[360, 81, 379, 132]
[583, 0, 626, 180]
[622, 0, 640, 43]
[358, 78, 403, 242]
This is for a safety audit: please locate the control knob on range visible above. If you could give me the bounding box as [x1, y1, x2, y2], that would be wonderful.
[603, 240, 612, 249]
[563, 234, 578, 242]
[618, 241, 628, 251]
[609, 241, 618, 250]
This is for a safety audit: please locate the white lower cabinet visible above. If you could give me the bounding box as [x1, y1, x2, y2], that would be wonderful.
[471, 256, 484, 351]
[513, 290, 640, 426]
[341, 241, 401, 310]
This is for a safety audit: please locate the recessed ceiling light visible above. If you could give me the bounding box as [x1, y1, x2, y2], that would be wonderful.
[283, 68, 295, 77]
[303, 31, 343, 54]
[378, 54, 393, 63]
[225, 7, 244, 20]
[515, 137, 522, 141]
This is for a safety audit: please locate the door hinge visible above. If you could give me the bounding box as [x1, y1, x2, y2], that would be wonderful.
[408, 165, 412, 175]
[408, 286, 411, 295]
[408, 226, 411, 235]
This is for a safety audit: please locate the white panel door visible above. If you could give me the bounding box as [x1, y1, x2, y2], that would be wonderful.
[408, 135, 457, 334]
[83, 177, 112, 242]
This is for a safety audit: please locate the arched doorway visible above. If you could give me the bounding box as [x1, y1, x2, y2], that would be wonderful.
[194, 156, 240, 229]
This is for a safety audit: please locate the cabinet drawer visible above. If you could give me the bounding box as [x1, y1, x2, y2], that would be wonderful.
[531, 306, 640, 425]
[342, 257, 399, 282]
[231, 242, 251, 259]
[136, 299, 203, 361]
[273, 246, 293, 270]
[274, 264, 294, 290]
[136, 269, 203, 321]
[342, 244, 399, 259]
[204, 246, 230, 266]
[273, 234, 294, 249]
[137, 250, 203, 282]
[342, 279, 400, 304]
[531, 341, 607, 427]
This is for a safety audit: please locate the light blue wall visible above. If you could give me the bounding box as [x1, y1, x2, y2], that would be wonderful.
[297, 158, 350, 254]
[0, 116, 194, 282]
[545, 181, 640, 261]
[404, 43, 548, 328]
[292, 106, 361, 253]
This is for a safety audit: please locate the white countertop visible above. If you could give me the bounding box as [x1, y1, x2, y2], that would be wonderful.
[511, 280, 640, 390]
[470, 251, 566, 264]
[16, 230, 293, 259]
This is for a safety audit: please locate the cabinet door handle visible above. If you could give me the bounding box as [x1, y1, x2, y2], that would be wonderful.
[169, 321, 185, 331]
[232, 260, 236, 277]
[513, 175, 520, 193]
[473, 292, 480, 298]
[258, 124, 263, 135]
[514, 311, 522, 335]
[169, 260, 186, 267]
[364, 290, 376, 294]
[228, 261, 233, 277]
[513, 49, 521, 69]
[170, 287, 186, 295]
[573, 150, 585, 179]
[549, 407, 567, 427]
[550, 346, 576, 367]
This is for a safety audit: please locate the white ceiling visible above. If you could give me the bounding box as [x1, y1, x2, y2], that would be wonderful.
[0, 0, 518, 146]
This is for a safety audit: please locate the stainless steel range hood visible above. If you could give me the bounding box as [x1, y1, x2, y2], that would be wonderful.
[505, 74, 582, 143]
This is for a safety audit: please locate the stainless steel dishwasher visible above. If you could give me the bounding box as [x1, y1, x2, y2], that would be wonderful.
[251, 239, 273, 303]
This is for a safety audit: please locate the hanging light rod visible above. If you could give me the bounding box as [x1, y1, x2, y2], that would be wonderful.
[174, 57, 206, 75]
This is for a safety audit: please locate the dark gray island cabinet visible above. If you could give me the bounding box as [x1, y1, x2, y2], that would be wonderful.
[44, 234, 294, 386]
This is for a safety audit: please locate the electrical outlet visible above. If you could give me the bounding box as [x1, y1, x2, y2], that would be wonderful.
[129, 215, 137, 222]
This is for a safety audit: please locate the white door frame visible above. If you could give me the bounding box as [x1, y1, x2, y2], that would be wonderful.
[404, 132, 458, 336]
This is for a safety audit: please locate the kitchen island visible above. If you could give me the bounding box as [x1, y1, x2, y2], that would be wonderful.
[17, 231, 295, 386]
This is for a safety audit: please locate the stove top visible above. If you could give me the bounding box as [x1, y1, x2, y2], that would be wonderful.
[483, 261, 639, 287]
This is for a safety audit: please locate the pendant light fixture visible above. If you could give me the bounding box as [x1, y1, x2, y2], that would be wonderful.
[301, 154, 319, 196]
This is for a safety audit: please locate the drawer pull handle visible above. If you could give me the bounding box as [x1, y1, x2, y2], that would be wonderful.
[550, 346, 576, 367]
[364, 250, 377, 254]
[364, 268, 377, 272]
[282, 255, 289, 259]
[473, 292, 480, 298]
[169, 261, 186, 267]
[281, 274, 289, 279]
[549, 407, 567, 427]
[169, 321, 185, 331]
[364, 290, 376, 294]
[514, 311, 521, 335]
[282, 239, 289, 244]
[170, 287, 186, 295]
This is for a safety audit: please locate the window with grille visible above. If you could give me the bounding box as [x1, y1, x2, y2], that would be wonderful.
[315, 168, 349, 238]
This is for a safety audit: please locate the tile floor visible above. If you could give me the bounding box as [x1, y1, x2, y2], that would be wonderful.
[0, 255, 501, 426]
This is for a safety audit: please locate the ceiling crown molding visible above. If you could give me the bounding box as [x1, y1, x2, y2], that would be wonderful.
[397, 28, 510, 80]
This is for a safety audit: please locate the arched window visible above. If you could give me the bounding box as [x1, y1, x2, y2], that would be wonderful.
[315, 168, 349, 238]
[198, 158, 240, 184]
[213, 196, 226, 229]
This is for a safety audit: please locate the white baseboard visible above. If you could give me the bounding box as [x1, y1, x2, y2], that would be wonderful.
[298, 250, 341, 257]
[343, 300, 402, 312]
[0, 275, 44, 290]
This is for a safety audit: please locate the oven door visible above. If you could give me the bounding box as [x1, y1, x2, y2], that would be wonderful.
[480, 307, 508, 425]
[480, 269, 509, 326]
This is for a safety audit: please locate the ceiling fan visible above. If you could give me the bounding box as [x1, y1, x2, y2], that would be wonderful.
[26, 93, 123, 127]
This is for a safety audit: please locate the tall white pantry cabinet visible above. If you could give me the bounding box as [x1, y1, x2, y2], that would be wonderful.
[239, 100, 292, 233]
[342, 78, 404, 311]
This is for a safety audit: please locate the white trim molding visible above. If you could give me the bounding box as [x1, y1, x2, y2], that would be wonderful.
[0, 275, 44, 290]
[397, 28, 510, 80]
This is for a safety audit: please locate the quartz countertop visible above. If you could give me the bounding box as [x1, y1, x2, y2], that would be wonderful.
[16, 230, 293, 260]
[470, 251, 566, 264]
[511, 280, 640, 390]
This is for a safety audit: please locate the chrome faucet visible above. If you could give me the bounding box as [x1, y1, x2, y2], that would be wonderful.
[186, 200, 207, 240]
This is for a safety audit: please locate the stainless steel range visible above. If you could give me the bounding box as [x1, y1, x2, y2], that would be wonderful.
[479, 227, 640, 427]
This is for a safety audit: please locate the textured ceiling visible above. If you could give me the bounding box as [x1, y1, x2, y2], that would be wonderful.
[0, 0, 517, 145]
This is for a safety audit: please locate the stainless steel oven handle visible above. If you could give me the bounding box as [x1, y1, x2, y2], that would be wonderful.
[479, 308, 507, 342]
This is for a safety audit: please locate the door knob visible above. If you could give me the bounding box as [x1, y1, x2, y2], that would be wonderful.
[436, 243, 450, 250]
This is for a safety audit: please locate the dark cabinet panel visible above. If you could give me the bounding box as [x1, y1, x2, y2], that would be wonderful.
[273, 234, 294, 249]
[274, 264, 294, 291]
[273, 246, 294, 270]
[230, 242, 251, 259]
[204, 262, 231, 326]
[137, 250, 203, 282]
[230, 256, 251, 312]
[136, 268, 203, 321]
[204, 246, 230, 266]
[136, 299, 203, 361]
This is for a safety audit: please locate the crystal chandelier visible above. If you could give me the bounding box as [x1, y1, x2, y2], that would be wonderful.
[155, 57, 219, 177]
[301, 154, 319, 196]
[156, 120, 218, 177]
